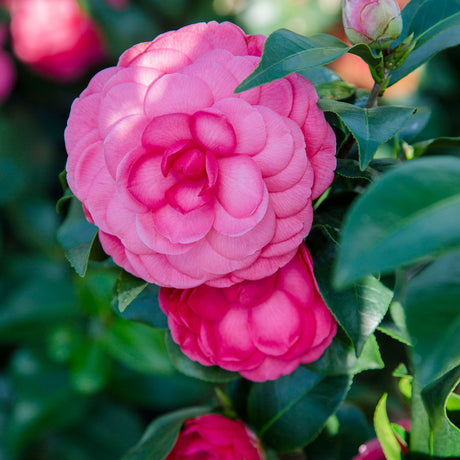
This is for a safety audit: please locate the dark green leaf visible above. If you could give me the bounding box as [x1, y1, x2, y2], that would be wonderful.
[318, 99, 415, 169]
[57, 198, 99, 277]
[165, 332, 239, 383]
[235, 30, 380, 93]
[336, 159, 379, 182]
[404, 249, 460, 388]
[116, 270, 149, 313]
[335, 156, 460, 287]
[413, 136, 460, 157]
[397, 106, 431, 142]
[123, 406, 211, 460]
[421, 367, 460, 457]
[307, 334, 384, 376]
[391, 1, 460, 84]
[248, 367, 351, 451]
[297, 66, 341, 86]
[374, 394, 403, 460]
[114, 282, 168, 329]
[102, 319, 174, 375]
[309, 228, 393, 355]
[56, 188, 74, 213]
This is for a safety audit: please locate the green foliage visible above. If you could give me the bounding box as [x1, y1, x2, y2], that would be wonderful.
[335, 156, 460, 287]
[248, 367, 351, 451]
[318, 99, 415, 170]
[123, 407, 212, 460]
[374, 394, 403, 460]
[235, 30, 381, 93]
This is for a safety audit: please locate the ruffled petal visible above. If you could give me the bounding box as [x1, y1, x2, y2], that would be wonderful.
[104, 114, 148, 179]
[144, 73, 213, 118]
[249, 291, 301, 356]
[191, 110, 236, 156]
[270, 173, 312, 218]
[142, 112, 192, 151]
[130, 48, 192, 73]
[213, 98, 266, 155]
[151, 203, 214, 244]
[98, 82, 147, 138]
[215, 155, 264, 219]
[258, 78, 293, 118]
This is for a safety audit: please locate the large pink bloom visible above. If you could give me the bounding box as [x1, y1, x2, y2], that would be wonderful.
[165, 414, 263, 460]
[9, 0, 104, 82]
[65, 21, 336, 288]
[159, 245, 337, 381]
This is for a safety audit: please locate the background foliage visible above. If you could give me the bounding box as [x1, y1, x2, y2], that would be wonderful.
[1, 0, 459, 458]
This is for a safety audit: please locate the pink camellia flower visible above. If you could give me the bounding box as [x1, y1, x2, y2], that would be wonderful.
[352, 420, 410, 459]
[342, 0, 403, 49]
[159, 244, 337, 381]
[64, 21, 336, 288]
[165, 414, 263, 460]
[9, 0, 104, 82]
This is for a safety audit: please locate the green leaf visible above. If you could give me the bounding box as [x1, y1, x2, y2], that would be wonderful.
[335, 156, 460, 287]
[57, 198, 99, 277]
[116, 270, 149, 313]
[165, 332, 239, 383]
[248, 367, 351, 451]
[318, 99, 415, 170]
[391, 1, 460, 84]
[374, 394, 403, 460]
[123, 407, 211, 460]
[102, 319, 174, 375]
[114, 282, 168, 330]
[235, 30, 380, 93]
[412, 136, 460, 157]
[307, 333, 384, 376]
[421, 366, 460, 457]
[309, 227, 393, 355]
[404, 249, 460, 388]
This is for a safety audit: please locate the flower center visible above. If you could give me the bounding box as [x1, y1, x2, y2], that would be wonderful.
[161, 140, 206, 182]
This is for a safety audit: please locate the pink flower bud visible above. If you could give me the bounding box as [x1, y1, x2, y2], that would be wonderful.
[165, 414, 263, 460]
[342, 0, 403, 49]
[159, 244, 337, 382]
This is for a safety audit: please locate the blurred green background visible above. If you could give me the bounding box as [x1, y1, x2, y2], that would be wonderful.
[0, 0, 458, 458]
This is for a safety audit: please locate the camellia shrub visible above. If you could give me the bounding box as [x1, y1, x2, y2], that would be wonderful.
[54, 0, 460, 458]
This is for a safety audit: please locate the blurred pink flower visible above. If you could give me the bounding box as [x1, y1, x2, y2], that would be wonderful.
[165, 414, 263, 460]
[342, 0, 402, 49]
[65, 21, 336, 288]
[9, 0, 104, 81]
[159, 244, 337, 381]
[0, 26, 14, 102]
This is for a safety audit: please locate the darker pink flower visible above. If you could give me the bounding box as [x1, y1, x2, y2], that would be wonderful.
[159, 244, 337, 381]
[165, 414, 263, 460]
[65, 21, 336, 288]
[9, 0, 104, 82]
[352, 420, 410, 459]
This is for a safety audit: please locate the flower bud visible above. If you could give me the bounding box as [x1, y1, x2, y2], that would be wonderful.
[342, 0, 403, 50]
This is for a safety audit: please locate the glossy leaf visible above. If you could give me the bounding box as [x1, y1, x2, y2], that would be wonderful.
[116, 270, 148, 313]
[412, 136, 460, 157]
[374, 394, 403, 460]
[57, 197, 99, 277]
[165, 332, 239, 383]
[307, 334, 383, 376]
[421, 366, 460, 457]
[123, 406, 211, 460]
[335, 156, 460, 287]
[404, 249, 460, 388]
[309, 227, 393, 355]
[391, 1, 460, 83]
[248, 367, 351, 451]
[318, 99, 415, 169]
[235, 30, 381, 93]
[102, 319, 173, 375]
